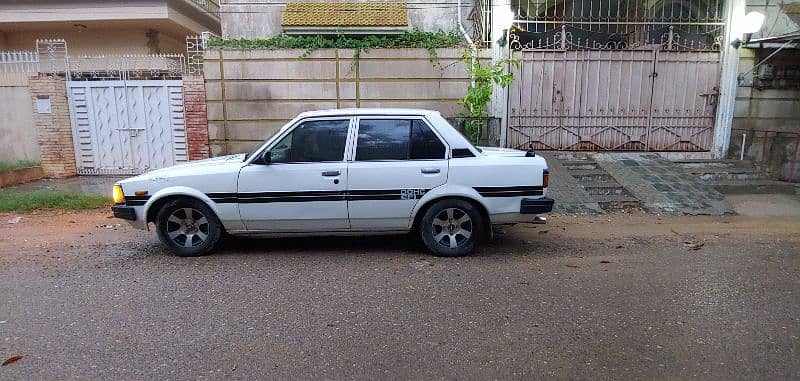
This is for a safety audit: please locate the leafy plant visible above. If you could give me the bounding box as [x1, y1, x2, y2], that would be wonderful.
[458, 49, 518, 144]
[207, 30, 463, 61]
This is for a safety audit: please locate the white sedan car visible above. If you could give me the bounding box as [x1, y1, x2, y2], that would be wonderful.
[112, 108, 553, 257]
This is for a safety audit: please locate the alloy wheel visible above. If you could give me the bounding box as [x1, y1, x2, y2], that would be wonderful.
[431, 207, 473, 249]
[165, 207, 209, 248]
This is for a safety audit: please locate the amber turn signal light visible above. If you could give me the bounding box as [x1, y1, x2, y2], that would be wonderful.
[112, 185, 125, 204]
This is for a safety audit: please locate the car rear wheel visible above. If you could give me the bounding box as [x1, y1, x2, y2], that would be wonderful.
[419, 199, 483, 257]
[155, 198, 222, 257]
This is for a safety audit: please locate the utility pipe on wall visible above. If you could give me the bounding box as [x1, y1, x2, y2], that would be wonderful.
[457, 0, 477, 79]
[740, 133, 747, 160]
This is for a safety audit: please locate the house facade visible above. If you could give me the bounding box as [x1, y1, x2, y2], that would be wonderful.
[732, 0, 800, 180]
[0, 0, 221, 176]
[0, 0, 221, 56]
[219, 0, 478, 40]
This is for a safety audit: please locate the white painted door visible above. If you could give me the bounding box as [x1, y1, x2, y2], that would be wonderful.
[237, 118, 351, 232]
[68, 80, 187, 175]
[347, 117, 449, 230]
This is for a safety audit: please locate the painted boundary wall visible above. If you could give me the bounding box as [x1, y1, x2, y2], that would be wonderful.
[0, 74, 40, 163]
[203, 48, 485, 155]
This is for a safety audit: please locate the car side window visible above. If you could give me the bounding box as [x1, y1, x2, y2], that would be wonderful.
[355, 119, 445, 161]
[410, 120, 446, 160]
[270, 119, 350, 163]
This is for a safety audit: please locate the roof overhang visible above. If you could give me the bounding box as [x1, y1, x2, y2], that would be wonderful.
[744, 32, 800, 49]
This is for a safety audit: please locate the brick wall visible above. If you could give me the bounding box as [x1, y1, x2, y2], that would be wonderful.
[183, 74, 210, 160]
[28, 75, 77, 178]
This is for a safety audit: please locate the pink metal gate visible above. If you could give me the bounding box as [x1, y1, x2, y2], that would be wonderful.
[508, 49, 720, 151]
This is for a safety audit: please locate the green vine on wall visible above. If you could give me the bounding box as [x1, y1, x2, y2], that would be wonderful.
[207, 31, 518, 146]
[458, 49, 518, 144]
[207, 30, 463, 61]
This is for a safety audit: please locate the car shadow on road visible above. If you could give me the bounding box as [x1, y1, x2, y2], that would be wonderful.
[213, 233, 424, 257]
[206, 230, 563, 259]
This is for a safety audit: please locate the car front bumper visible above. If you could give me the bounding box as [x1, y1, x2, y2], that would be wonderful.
[520, 197, 555, 214]
[112, 205, 137, 221]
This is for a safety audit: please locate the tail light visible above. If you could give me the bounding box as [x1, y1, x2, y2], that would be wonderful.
[543, 170, 549, 188]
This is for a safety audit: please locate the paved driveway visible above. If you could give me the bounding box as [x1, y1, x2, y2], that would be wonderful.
[1, 211, 798, 380]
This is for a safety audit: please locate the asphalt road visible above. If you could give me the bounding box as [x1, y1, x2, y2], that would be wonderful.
[0, 211, 798, 380]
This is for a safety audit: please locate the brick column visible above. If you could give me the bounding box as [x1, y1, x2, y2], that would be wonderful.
[28, 75, 77, 178]
[183, 74, 210, 160]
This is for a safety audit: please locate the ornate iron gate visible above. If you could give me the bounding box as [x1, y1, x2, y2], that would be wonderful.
[508, 49, 720, 151]
[506, 0, 724, 151]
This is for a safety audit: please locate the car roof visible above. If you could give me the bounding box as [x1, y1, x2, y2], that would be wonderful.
[297, 108, 440, 118]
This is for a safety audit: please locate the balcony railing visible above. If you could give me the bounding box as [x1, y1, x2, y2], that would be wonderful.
[189, 0, 220, 17]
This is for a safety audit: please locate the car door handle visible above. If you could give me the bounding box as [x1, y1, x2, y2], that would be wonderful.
[421, 168, 441, 174]
[322, 170, 340, 177]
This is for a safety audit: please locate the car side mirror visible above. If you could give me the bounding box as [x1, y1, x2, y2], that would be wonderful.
[254, 152, 271, 165]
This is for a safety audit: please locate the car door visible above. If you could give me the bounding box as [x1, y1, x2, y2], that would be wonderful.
[237, 117, 351, 232]
[347, 117, 449, 230]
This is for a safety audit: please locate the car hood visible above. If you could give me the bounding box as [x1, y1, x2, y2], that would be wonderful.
[120, 154, 246, 182]
[477, 146, 529, 157]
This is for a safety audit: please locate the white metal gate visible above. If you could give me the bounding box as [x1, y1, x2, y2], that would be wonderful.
[68, 80, 187, 175]
[508, 49, 720, 151]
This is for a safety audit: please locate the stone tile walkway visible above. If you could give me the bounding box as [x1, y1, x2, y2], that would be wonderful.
[593, 153, 734, 215]
[540, 152, 604, 214]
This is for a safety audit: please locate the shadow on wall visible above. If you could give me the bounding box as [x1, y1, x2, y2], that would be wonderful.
[729, 129, 800, 183]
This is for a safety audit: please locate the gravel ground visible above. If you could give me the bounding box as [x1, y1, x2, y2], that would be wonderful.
[0, 210, 798, 380]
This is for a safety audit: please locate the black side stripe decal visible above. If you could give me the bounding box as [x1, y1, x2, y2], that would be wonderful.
[473, 186, 544, 198]
[127, 186, 540, 206]
[206, 189, 430, 204]
[204, 186, 542, 204]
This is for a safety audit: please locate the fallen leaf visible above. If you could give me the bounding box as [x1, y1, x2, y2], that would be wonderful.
[2, 355, 22, 366]
[565, 264, 580, 268]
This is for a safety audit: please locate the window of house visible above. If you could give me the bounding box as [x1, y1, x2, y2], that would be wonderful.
[270, 119, 350, 163]
[355, 119, 446, 161]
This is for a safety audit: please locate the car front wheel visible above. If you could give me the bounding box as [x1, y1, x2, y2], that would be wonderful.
[419, 199, 483, 257]
[155, 198, 222, 257]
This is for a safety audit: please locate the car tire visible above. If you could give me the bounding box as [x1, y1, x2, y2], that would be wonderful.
[155, 198, 222, 257]
[419, 199, 483, 257]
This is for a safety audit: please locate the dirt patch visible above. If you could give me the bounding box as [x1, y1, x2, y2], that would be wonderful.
[1, 209, 799, 268]
[726, 194, 800, 218]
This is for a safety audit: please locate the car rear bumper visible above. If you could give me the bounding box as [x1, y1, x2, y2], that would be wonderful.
[520, 197, 555, 214]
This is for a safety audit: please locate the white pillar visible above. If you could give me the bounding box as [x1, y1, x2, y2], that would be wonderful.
[713, 0, 746, 158]
[490, 0, 512, 147]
